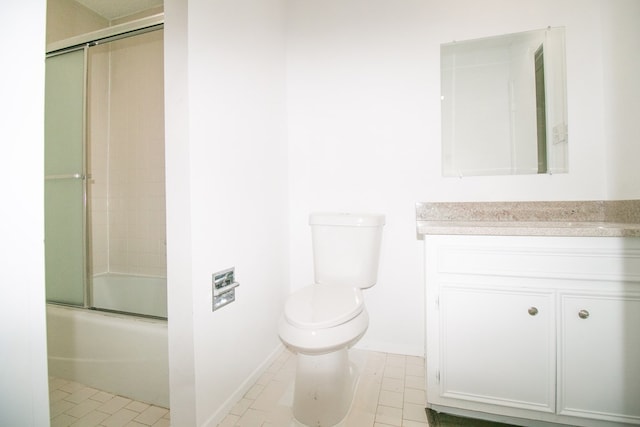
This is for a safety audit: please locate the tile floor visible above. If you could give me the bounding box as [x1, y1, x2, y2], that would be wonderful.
[49, 377, 170, 427]
[50, 348, 428, 427]
[217, 347, 428, 427]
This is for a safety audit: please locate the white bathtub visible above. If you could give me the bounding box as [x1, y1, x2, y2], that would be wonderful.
[92, 273, 167, 318]
[46, 303, 169, 407]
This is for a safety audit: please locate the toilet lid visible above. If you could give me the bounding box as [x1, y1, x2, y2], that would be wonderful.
[284, 285, 365, 329]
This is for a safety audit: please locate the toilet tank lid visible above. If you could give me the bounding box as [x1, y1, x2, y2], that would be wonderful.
[309, 213, 385, 227]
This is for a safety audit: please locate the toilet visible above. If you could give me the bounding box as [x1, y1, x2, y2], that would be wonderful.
[278, 212, 385, 426]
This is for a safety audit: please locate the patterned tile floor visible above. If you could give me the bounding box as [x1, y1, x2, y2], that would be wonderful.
[49, 348, 428, 427]
[217, 347, 428, 427]
[49, 377, 170, 427]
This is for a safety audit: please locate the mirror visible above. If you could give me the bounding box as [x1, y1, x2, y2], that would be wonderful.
[441, 27, 568, 177]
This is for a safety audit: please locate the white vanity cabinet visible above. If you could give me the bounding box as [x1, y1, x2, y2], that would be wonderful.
[425, 235, 640, 427]
[438, 286, 556, 412]
[559, 293, 640, 422]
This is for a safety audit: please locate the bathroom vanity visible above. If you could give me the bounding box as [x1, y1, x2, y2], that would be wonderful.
[416, 201, 640, 427]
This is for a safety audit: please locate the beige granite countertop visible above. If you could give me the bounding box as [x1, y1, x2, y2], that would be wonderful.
[416, 200, 640, 237]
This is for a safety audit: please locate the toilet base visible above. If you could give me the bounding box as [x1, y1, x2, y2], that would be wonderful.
[292, 349, 358, 427]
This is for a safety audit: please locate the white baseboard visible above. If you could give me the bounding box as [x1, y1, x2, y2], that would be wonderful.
[354, 340, 424, 358]
[203, 343, 286, 427]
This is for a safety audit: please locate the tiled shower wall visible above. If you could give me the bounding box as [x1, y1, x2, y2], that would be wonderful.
[88, 30, 166, 278]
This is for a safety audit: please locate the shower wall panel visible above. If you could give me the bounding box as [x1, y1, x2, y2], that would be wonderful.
[88, 30, 166, 279]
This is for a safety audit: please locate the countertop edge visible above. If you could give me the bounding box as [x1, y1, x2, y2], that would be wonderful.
[416, 220, 640, 238]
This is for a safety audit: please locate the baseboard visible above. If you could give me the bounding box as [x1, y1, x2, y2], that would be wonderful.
[354, 340, 424, 358]
[203, 343, 286, 427]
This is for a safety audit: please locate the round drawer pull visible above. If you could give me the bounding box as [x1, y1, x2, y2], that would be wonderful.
[578, 309, 590, 319]
[528, 307, 539, 316]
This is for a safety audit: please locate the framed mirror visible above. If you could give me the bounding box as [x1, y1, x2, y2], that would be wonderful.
[441, 27, 568, 177]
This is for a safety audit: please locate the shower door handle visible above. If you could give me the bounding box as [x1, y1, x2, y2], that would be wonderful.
[45, 173, 86, 180]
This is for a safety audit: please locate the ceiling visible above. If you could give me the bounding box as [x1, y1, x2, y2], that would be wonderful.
[74, 0, 163, 20]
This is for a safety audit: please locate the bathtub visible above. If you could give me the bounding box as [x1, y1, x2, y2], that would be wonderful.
[46, 275, 169, 407]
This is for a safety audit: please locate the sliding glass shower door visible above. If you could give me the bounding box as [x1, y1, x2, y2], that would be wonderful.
[44, 48, 87, 306]
[45, 25, 166, 315]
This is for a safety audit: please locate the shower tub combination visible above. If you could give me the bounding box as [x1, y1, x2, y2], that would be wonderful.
[45, 15, 168, 409]
[47, 274, 169, 407]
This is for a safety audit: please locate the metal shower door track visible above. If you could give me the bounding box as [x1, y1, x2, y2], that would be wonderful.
[46, 13, 164, 57]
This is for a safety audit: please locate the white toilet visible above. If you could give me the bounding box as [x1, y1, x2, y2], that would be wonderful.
[278, 212, 385, 426]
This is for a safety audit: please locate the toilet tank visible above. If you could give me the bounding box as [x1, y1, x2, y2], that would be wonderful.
[310, 213, 385, 289]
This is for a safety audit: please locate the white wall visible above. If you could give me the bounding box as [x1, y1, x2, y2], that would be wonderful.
[286, 0, 640, 357]
[286, 0, 432, 356]
[601, 0, 640, 199]
[165, 0, 288, 425]
[0, 1, 50, 426]
[164, 1, 196, 423]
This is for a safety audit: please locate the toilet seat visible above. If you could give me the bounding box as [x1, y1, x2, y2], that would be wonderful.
[279, 307, 369, 355]
[284, 285, 364, 329]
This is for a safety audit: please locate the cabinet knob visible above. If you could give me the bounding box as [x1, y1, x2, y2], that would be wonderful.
[578, 309, 590, 319]
[528, 307, 539, 316]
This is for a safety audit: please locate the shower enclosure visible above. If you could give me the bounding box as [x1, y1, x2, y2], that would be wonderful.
[45, 16, 169, 406]
[45, 19, 167, 318]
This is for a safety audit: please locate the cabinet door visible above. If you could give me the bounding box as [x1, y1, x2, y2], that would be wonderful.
[440, 286, 555, 413]
[559, 294, 640, 424]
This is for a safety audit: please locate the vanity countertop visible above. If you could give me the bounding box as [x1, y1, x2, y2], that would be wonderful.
[416, 200, 640, 237]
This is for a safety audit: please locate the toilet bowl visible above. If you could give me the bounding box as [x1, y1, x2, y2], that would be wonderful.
[279, 285, 369, 426]
[279, 285, 368, 354]
[278, 213, 385, 427]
